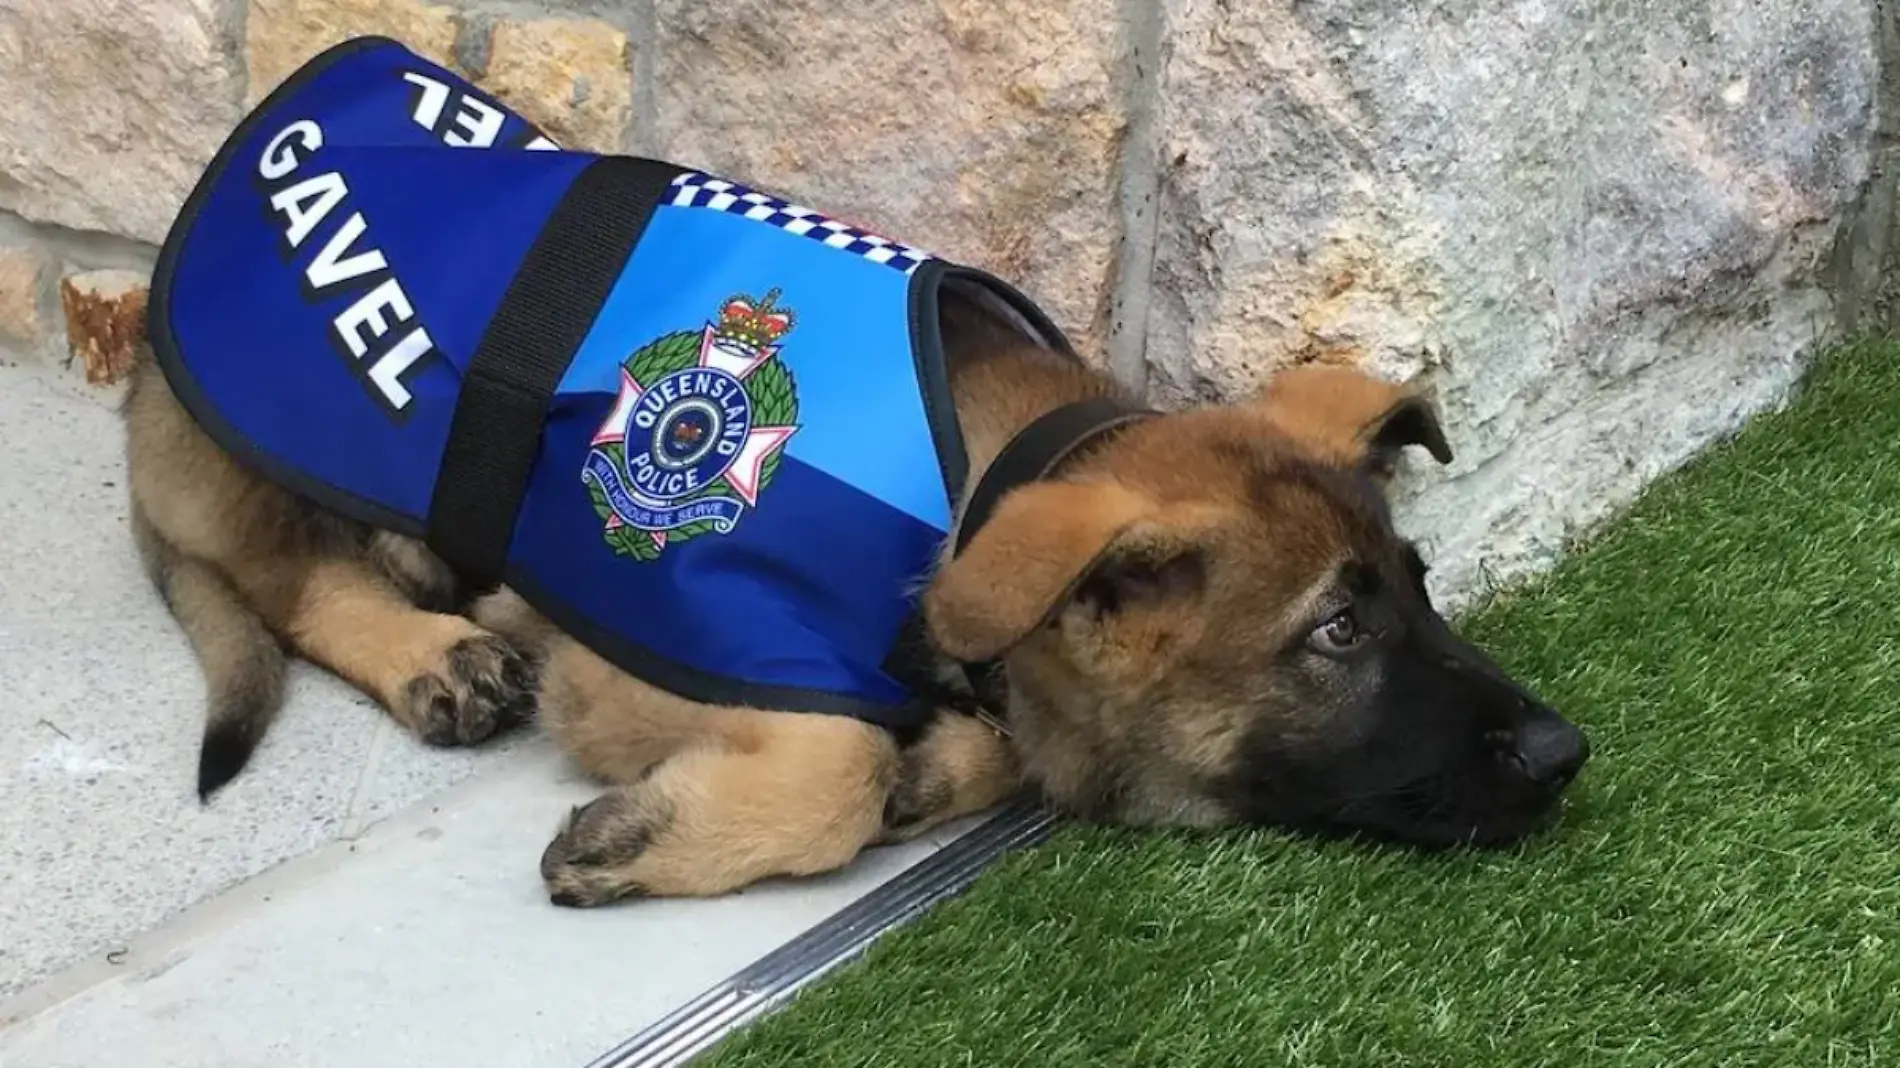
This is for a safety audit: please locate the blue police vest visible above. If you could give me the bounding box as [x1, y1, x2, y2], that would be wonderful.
[148, 36, 1076, 727]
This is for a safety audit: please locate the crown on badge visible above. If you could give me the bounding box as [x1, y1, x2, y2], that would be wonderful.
[715, 289, 795, 350]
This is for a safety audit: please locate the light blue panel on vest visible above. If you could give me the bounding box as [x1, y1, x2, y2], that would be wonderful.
[558, 202, 952, 532]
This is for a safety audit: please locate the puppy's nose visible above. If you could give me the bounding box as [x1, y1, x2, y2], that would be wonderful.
[1510, 717, 1588, 789]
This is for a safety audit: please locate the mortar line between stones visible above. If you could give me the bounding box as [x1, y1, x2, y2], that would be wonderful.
[0, 210, 161, 273]
[1106, 0, 1164, 393]
[222, 0, 250, 116]
[29, 236, 57, 368]
[1826, 1, 1900, 333]
[628, 0, 659, 156]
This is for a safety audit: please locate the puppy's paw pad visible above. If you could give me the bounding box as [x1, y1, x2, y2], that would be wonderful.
[538, 794, 665, 907]
[542, 854, 646, 908]
[403, 635, 538, 747]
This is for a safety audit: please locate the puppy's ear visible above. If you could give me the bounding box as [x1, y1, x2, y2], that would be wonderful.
[1254, 365, 1453, 477]
[925, 482, 1205, 662]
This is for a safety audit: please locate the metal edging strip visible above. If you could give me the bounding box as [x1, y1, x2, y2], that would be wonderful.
[582, 797, 1061, 1068]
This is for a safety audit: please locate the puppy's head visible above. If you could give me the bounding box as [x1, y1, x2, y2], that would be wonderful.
[925, 365, 1587, 848]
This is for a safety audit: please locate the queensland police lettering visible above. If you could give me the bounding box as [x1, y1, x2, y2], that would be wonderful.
[584, 291, 800, 555]
[149, 36, 1066, 727]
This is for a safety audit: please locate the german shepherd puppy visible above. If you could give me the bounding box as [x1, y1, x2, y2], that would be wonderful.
[124, 287, 1587, 906]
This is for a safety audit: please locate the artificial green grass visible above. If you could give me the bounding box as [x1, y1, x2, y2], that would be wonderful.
[707, 337, 1900, 1068]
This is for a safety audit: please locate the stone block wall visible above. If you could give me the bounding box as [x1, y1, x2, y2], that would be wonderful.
[2, 0, 1891, 603]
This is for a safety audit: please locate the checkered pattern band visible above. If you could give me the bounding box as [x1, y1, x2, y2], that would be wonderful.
[668, 173, 935, 276]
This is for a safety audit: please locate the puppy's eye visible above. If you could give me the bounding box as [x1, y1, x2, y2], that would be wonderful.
[1309, 609, 1366, 654]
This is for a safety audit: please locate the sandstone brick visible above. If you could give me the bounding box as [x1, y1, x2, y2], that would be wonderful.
[478, 18, 631, 153]
[1146, 0, 1873, 604]
[246, 0, 460, 105]
[0, 0, 239, 245]
[653, 0, 1125, 358]
[0, 247, 48, 348]
[1142, 4, 1450, 407]
[61, 269, 149, 387]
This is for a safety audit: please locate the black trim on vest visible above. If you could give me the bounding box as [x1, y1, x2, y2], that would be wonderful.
[906, 262, 1080, 512]
[905, 261, 968, 512]
[952, 396, 1157, 703]
[423, 155, 681, 589]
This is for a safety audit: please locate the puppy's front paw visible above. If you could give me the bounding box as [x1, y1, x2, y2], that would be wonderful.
[541, 788, 671, 908]
[400, 634, 537, 746]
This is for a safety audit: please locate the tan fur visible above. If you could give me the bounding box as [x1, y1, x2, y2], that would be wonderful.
[538, 718, 892, 902]
[131, 506, 286, 764]
[1254, 364, 1452, 477]
[876, 712, 1018, 842]
[925, 480, 1155, 662]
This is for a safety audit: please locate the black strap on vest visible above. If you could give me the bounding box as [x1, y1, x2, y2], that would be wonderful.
[424, 156, 680, 588]
[950, 394, 1156, 705]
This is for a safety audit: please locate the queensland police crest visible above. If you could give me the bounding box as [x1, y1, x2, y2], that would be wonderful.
[584, 290, 801, 560]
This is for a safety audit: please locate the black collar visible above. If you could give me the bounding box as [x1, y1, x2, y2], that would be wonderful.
[954, 395, 1155, 554]
[951, 395, 1156, 709]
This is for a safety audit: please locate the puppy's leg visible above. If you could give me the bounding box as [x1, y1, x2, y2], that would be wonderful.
[539, 713, 895, 906]
[483, 588, 881, 904]
[475, 589, 1025, 904]
[537, 714, 1025, 907]
[539, 710, 1022, 905]
[269, 558, 536, 746]
[877, 711, 1021, 843]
